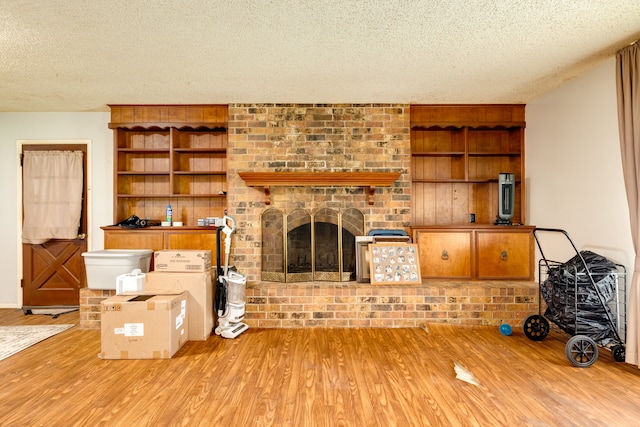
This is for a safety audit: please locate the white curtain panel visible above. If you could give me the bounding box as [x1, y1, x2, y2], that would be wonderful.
[22, 151, 83, 244]
[616, 40, 640, 367]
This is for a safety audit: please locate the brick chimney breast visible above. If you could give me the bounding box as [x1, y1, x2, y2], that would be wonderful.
[227, 103, 411, 283]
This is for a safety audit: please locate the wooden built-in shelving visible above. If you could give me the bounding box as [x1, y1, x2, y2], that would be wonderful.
[109, 105, 228, 226]
[410, 105, 532, 281]
[410, 104, 526, 225]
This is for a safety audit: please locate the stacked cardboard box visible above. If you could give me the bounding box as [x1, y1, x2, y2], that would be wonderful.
[145, 269, 214, 342]
[153, 250, 212, 272]
[100, 250, 215, 359]
[147, 250, 214, 342]
[100, 290, 189, 360]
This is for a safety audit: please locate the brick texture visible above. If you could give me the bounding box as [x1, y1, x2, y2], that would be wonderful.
[245, 281, 539, 328]
[79, 288, 114, 329]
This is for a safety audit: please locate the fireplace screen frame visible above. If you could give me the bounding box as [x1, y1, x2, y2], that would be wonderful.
[261, 207, 365, 282]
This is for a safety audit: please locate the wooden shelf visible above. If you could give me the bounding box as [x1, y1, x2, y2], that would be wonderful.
[469, 152, 521, 157]
[118, 148, 170, 153]
[116, 194, 226, 198]
[116, 194, 171, 198]
[238, 171, 402, 205]
[411, 179, 493, 183]
[412, 151, 465, 157]
[173, 148, 226, 153]
[173, 171, 227, 175]
[117, 171, 170, 175]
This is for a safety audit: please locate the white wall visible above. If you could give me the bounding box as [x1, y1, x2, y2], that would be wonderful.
[527, 58, 635, 274]
[0, 112, 112, 307]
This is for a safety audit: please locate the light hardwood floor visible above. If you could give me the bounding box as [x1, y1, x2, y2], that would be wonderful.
[1, 308, 640, 426]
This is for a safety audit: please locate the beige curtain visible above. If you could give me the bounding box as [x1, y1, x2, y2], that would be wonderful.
[22, 151, 83, 244]
[616, 40, 640, 367]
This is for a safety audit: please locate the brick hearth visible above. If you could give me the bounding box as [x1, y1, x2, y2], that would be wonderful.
[244, 281, 538, 328]
[80, 281, 538, 329]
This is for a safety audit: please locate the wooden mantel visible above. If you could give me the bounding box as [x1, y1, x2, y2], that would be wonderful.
[237, 171, 402, 205]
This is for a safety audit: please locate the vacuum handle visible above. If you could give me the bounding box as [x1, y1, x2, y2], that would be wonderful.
[222, 215, 236, 236]
[221, 215, 237, 277]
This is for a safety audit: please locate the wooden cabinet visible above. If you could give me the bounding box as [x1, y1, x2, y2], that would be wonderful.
[109, 105, 228, 226]
[412, 226, 534, 280]
[102, 226, 221, 265]
[410, 105, 525, 225]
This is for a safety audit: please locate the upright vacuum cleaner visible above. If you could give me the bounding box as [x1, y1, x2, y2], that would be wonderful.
[214, 215, 249, 339]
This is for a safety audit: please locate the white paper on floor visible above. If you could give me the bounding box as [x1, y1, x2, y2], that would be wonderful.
[454, 362, 480, 386]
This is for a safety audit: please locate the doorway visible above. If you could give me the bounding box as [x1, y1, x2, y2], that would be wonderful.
[19, 141, 89, 311]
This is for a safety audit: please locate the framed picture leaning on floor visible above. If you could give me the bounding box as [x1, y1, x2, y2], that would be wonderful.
[368, 243, 421, 285]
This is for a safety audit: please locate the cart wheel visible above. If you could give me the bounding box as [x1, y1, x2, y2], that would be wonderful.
[522, 315, 549, 341]
[611, 344, 626, 362]
[565, 335, 599, 368]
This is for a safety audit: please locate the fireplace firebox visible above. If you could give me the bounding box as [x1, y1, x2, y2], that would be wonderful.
[261, 207, 365, 282]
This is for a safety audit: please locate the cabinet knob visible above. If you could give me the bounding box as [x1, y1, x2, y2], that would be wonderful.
[441, 250, 449, 261]
[501, 250, 508, 261]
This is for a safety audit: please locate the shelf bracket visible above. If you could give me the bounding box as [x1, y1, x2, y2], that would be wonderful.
[367, 186, 376, 205]
[263, 186, 271, 205]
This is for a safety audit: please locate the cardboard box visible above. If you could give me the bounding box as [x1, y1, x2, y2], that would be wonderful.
[145, 270, 214, 341]
[100, 290, 188, 359]
[153, 250, 212, 272]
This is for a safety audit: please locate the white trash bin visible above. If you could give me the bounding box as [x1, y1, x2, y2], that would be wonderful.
[82, 249, 153, 290]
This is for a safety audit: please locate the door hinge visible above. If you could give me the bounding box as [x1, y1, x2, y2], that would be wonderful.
[19, 153, 24, 167]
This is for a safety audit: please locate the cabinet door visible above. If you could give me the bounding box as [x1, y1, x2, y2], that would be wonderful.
[476, 231, 532, 280]
[166, 231, 220, 266]
[104, 230, 164, 250]
[415, 230, 472, 279]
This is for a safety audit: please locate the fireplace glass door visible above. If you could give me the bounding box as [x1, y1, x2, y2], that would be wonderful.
[261, 207, 364, 282]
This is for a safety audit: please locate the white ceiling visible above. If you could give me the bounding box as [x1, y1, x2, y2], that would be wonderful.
[1, 0, 639, 112]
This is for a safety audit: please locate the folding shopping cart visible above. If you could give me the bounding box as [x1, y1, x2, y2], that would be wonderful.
[523, 228, 627, 367]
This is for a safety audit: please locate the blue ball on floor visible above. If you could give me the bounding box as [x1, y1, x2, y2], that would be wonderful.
[499, 323, 513, 336]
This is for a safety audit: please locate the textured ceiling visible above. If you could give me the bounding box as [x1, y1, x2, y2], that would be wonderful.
[1, 0, 639, 112]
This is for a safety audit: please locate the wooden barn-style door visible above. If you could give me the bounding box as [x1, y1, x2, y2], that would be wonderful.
[21, 143, 88, 312]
